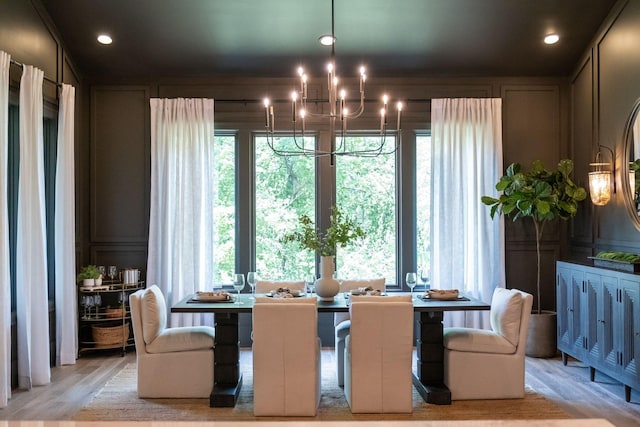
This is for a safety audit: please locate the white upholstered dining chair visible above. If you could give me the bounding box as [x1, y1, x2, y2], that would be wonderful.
[443, 287, 533, 400]
[344, 295, 413, 413]
[129, 285, 216, 398]
[252, 297, 321, 416]
[334, 277, 385, 386]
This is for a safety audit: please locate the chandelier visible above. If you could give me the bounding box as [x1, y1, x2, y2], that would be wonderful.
[262, 0, 403, 158]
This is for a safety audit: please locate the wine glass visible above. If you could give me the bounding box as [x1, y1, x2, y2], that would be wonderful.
[306, 274, 316, 297]
[98, 266, 106, 280]
[233, 273, 245, 305]
[247, 271, 258, 299]
[94, 294, 102, 318]
[406, 272, 417, 301]
[419, 266, 430, 292]
[108, 266, 117, 282]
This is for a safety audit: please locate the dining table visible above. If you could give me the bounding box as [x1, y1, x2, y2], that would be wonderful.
[171, 291, 490, 408]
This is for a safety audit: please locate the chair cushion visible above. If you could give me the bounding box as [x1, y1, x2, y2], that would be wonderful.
[443, 327, 516, 354]
[146, 325, 215, 354]
[490, 288, 523, 346]
[141, 285, 167, 345]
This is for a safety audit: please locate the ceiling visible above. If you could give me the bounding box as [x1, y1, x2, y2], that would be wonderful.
[39, 0, 618, 80]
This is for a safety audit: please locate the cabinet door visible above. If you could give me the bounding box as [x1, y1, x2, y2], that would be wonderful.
[557, 265, 584, 358]
[584, 273, 601, 360]
[598, 275, 618, 371]
[618, 279, 640, 387]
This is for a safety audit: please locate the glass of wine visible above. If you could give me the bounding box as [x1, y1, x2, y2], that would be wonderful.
[406, 272, 417, 301]
[247, 271, 258, 299]
[233, 273, 245, 305]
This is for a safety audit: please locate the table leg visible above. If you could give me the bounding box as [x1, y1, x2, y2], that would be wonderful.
[413, 311, 451, 405]
[210, 312, 242, 407]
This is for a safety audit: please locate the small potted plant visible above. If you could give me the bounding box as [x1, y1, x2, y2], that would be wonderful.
[281, 206, 366, 301]
[77, 265, 102, 287]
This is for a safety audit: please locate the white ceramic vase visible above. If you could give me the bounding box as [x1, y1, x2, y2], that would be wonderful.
[315, 256, 340, 301]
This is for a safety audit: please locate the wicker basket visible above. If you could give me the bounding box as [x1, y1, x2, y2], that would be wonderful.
[92, 323, 130, 346]
[104, 307, 125, 318]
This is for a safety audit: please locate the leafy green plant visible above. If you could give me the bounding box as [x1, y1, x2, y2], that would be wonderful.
[596, 251, 640, 263]
[481, 159, 587, 314]
[281, 206, 366, 257]
[77, 265, 101, 281]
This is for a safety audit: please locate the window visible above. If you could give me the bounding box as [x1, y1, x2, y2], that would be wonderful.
[212, 135, 236, 284]
[254, 135, 315, 279]
[416, 135, 432, 287]
[336, 135, 397, 284]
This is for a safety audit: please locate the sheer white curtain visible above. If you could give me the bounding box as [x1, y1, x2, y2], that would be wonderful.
[17, 65, 50, 388]
[0, 51, 11, 408]
[431, 98, 504, 328]
[147, 98, 215, 327]
[55, 84, 77, 365]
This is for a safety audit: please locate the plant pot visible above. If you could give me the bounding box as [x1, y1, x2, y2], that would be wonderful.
[82, 278, 95, 287]
[525, 310, 557, 358]
[95, 278, 102, 286]
[315, 256, 340, 301]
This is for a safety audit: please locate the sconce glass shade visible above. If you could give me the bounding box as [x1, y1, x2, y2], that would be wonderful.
[589, 170, 612, 206]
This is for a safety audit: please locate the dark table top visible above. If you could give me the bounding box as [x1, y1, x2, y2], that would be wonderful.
[171, 291, 490, 314]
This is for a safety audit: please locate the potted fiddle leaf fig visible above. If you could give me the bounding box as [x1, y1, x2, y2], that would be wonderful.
[482, 159, 587, 357]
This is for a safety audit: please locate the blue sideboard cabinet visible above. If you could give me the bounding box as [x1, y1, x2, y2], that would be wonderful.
[556, 261, 640, 402]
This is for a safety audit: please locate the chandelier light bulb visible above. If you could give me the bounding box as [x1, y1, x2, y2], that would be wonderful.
[340, 89, 346, 99]
[397, 101, 403, 111]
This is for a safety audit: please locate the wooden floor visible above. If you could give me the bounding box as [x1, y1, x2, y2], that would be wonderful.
[1, 349, 639, 426]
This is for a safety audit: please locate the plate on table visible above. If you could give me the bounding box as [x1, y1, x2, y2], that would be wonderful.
[349, 288, 385, 297]
[266, 289, 304, 298]
[421, 289, 464, 301]
[191, 291, 233, 302]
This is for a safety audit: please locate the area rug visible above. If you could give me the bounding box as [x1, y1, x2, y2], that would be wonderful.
[72, 353, 571, 422]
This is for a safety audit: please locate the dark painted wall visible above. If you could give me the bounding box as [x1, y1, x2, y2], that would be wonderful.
[7, 0, 640, 363]
[569, 0, 640, 256]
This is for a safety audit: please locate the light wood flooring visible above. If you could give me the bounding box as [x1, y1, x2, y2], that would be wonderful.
[1, 349, 639, 426]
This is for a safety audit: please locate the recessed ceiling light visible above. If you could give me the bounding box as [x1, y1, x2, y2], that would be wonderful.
[97, 34, 113, 45]
[544, 34, 559, 45]
[319, 34, 336, 46]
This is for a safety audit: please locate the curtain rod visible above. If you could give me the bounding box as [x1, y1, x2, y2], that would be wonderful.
[9, 58, 62, 88]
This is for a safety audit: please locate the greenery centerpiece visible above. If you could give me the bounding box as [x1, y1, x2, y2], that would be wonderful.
[481, 159, 587, 357]
[282, 206, 366, 300]
[282, 206, 366, 256]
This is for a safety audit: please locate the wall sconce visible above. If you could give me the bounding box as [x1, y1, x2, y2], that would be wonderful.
[588, 145, 615, 206]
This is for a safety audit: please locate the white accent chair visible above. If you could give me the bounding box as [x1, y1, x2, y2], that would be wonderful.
[252, 297, 321, 416]
[129, 285, 216, 398]
[443, 288, 533, 400]
[344, 295, 413, 413]
[255, 280, 305, 294]
[334, 278, 385, 386]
